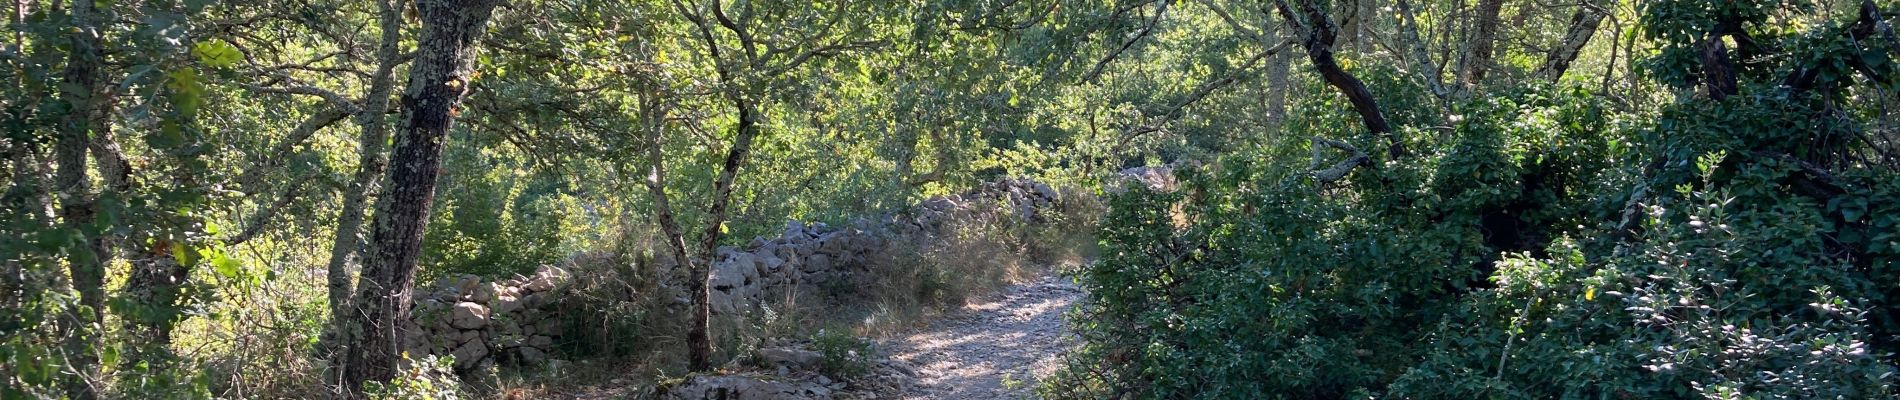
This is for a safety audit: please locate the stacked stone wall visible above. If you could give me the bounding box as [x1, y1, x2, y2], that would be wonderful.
[401, 178, 1064, 374]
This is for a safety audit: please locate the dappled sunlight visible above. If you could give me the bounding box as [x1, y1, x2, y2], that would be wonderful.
[881, 276, 1081, 399]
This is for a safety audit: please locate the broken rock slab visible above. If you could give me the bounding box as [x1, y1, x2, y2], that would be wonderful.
[758, 347, 822, 370]
[659, 373, 833, 400]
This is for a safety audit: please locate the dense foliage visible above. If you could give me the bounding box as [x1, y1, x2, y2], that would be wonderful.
[1, 0, 1895, 397]
[1046, 0, 1900, 398]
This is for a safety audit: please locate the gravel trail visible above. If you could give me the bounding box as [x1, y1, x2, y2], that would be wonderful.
[879, 276, 1081, 399]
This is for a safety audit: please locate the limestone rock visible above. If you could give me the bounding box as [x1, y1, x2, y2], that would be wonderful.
[659, 373, 832, 400]
[758, 347, 822, 370]
[451, 340, 489, 369]
[452, 302, 491, 329]
[472, 282, 496, 303]
[525, 265, 569, 292]
[710, 258, 750, 290]
[517, 346, 548, 365]
[527, 335, 554, 349]
[492, 294, 521, 315]
[803, 254, 831, 273]
[534, 318, 563, 336]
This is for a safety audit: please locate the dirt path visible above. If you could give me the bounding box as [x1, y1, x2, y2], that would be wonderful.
[878, 275, 1082, 399]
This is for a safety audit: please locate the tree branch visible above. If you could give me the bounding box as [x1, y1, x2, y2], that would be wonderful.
[766, 40, 886, 77]
[1274, 0, 1403, 158]
[226, 178, 308, 246]
[1310, 136, 1370, 183]
[1396, 0, 1450, 98]
[230, 107, 351, 193]
[1119, 40, 1296, 147]
[1083, 0, 1172, 83]
[242, 82, 363, 114]
[1537, 0, 1609, 82]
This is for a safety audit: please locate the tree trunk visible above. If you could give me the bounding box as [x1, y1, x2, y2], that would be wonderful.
[339, 0, 499, 396]
[96, 85, 192, 372]
[1264, 15, 1292, 130]
[632, 91, 704, 370]
[52, 0, 107, 396]
[1538, 1, 1608, 82]
[687, 96, 761, 371]
[120, 254, 188, 367]
[1459, 0, 1504, 87]
[1275, 0, 1402, 158]
[323, 0, 404, 391]
[1397, 0, 1449, 98]
[1699, 35, 1738, 100]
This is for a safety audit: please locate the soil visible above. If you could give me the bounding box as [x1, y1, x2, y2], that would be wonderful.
[874, 275, 1082, 399]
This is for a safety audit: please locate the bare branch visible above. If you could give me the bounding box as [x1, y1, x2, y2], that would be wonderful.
[1119, 40, 1296, 146]
[242, 82, 362, 114]
[1083, 0, 1172, 83]
[226, 179, 308, 246]
[1310, 136, 1369, 183]
[1198, 0, 1263, 41]
[230, 107, 351, 193]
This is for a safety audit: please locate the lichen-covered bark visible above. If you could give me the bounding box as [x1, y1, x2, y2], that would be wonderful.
[321, 0, 404, 390]
[1538, 1, 1608, 82]
[339, 0, 499, 395]
[1459, 0, 1505, 87]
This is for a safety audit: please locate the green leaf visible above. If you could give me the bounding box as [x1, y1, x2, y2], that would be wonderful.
[165, 68, 204, 116]
[146, 120, 187, 149]
[100, 344, 119, 366]
[212, 252, 241, 279]
[192, 40, 243, 68]
[172, 244, 200, 267]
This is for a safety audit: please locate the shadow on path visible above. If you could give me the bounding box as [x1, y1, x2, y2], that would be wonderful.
[880, 275, 1081, 399]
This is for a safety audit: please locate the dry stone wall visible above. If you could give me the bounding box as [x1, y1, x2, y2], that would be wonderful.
[401, 265, 572, 373]
[698, 178, 1062, 317]
[400, 178, 1065, 374]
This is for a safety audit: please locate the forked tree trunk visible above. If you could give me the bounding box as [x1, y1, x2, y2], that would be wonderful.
[339, 0, 499, 396]
[636, 93, 706, 370]
[687, 97, 761, 371]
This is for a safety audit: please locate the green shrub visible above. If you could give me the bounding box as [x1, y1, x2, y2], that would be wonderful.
[812, 329, 875, 379]
[364, 354, 464, 400]
[1043, 81, 1900, 398]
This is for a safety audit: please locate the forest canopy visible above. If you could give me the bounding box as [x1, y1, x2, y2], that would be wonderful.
[2, 0, 1897, 398]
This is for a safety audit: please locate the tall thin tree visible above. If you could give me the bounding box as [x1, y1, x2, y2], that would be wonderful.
[338, 0, 501, 395]
[322, 0, 406, 390]
[51, 0, 108, 397]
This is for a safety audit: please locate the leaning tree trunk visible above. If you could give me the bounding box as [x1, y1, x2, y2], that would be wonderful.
[1537, 0, 1608, 82]
[52, 0, 108, 397]
[339, 0, 499, 396]
[322, 0, 404, 389]
[1275, 0, 1401, 158]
